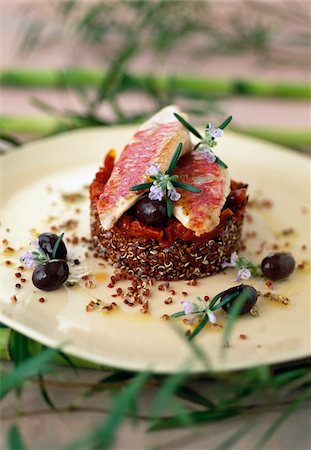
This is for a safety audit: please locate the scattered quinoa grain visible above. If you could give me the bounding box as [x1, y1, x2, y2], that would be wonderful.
[20, 278, 26, 283]
[240, 334, 247, 340]
[5, 260, 11, 266]
[15, 283, 21, 289]
[39, 297, 45, 303]
[11, 295, 17, 303]
[181, 291, 188, 297]
[164, 297, 173, 305]
[15, 272, 21, 278]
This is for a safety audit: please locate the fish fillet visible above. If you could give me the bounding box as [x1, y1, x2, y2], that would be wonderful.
[97, 105, 192, 230]
[173, 151, 230, 236]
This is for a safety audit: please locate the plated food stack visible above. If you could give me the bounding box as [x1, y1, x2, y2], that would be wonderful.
[90, 106, 248, 280]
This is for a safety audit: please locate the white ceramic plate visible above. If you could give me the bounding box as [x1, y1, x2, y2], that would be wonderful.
[0, 127, 310, 373]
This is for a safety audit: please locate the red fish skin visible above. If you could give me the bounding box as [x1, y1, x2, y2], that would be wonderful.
[173, 151, 229, 235]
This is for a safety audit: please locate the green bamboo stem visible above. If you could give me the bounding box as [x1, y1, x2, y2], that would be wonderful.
[0, 114, 310, 150]
[1, 68, 310, 99]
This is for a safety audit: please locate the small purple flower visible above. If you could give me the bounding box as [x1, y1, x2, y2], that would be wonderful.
[206, 123, 224, 139]
[146, 163, 160, 176]
[235, 267, 251, 282]
[148, 184, 163, 201]
[202, 146, 216, 163]
[20, 251, 35, 268]
[30, 238, 40, 249]
[168, 188, 181, 201]
[222, 252, 239, 269]
[182, 300, 194, 315]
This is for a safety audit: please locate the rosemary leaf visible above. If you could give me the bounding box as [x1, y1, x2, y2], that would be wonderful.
[171, 311, 187, 318]
[167, 196, 173, 218]
[167, 142, 183, 175]
[218, 115, 233, 130]
[211, 292, 240, 311]
[173, 181, 201, 193]
[174, 113, 202, 139]
[130, 182, 153, 191]
[215, 156, 228, 169]
[52, 232, 64, 259]
[188, 314, 209, 341]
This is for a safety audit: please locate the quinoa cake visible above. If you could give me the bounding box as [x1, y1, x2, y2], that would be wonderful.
[90, 106, 248, 281]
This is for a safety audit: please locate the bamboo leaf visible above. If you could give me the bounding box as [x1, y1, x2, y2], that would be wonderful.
[167, 142, 182, 175]
[221, 291, 249, 351]
[173, 113, 202, 139]
[173, 181, 201, 193]
[0, 346, 57, 400]
[7, 424, 27, 450]
[38, 373, 56, 409]
[130, 182, 153, 191]
[57, 350, 78, 373]
[66, 371, 150, 450]
[149, 408, 239, 431]
[151, 371, 188, 417]
[218, 115, 232, 130]
[175, 385, 215, 408]
[254, 386, 311, 450]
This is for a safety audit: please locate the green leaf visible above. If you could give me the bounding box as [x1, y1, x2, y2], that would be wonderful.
[66, 371, 149, 450]
[188, 314, 209, 341]
[129, 182, 153, 191]
[173, 181, 201, 193]
[167, 142, 182, 175]
[215, 156, 228, 169]
[151, 371, 188, 417]
[57, 350, 78, 374]
[7, 330, 32, 366]
[7, 424, 27, 450]
[0, 346, 57, 400]
[52, 232, 64, 259]
[218, 115, 232, 130]
[211, 291, 240, 311]
[38, 373, 56, 409]
[170, 311, 187, 318]
[175, 385, 215, 408]
[254, 386, 311, 450]
[221, 291, 249, 351]
[149, 408, 239, 431]
[167, 196, 173, 218]
[173, 113, 202, 139]
[217, 418, 258, 450]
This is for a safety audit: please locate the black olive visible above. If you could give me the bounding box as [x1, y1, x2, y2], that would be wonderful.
[221, 284, 259, 314]
[261, 252, 295, 281]
[38, 233, 67, 259]
[32, 260, 69, 291]
[134, 197, 167, 226]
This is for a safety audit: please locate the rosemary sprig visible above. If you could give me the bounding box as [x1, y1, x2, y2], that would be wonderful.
[174, 112, 232, 169]
[130, 142, 201, 218]
[51, 232, 64, 259]
[171, 286, 257, 341]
